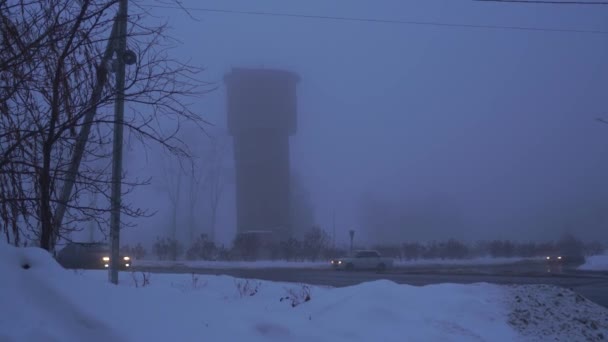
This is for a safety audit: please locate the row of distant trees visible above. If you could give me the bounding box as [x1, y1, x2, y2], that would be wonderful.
[139, 227, 346, 262]
[376, 234, 603, 261]
[121, 231, 604, 262]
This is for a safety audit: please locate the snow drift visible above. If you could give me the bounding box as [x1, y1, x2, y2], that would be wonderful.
[2, 242, 607, 342]
[579, 255, 608, 272]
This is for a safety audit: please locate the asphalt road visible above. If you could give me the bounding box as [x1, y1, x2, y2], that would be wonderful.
[133, 262, 608, 308]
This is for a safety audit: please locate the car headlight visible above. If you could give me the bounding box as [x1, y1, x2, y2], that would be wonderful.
[123, 256, 130, 261]
[102, 256, 110, 261]
[546, 256, 550, 260]
[125, 263, 130, 267]
[557, 256, 562, 260]
[338, 260, 342, 264]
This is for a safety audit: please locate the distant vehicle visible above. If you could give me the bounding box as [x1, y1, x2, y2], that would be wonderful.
[545, 254, 586, 266]
[330, 250, 394, 271]
[56, 242, 131, 270]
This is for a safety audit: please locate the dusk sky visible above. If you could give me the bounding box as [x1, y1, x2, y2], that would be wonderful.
[112, 0, 608, 248]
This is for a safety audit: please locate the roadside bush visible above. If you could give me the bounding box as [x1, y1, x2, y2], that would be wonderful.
[556, 233, 584, 256]
[488, 240, 515, 258]
[402, 242, 423, 260]
[121, 243, 147, 260]
[216, 245, 232, 261]
[302, 226, 330, 262]
[153, 237, 183, 261]
[373, 245, 402, 260]
[133, 243, 147, 259]
[423, 241, 441, 259]
[322, 247, 346, 261]
[515, 242, 539, 258]
[280, 238, 301, 261]
[535, 242, 556, 256]
[186, 234, 217, 261]
[232, 233, 260, 261]
[268, 242, 282, 261]
[442, 239, 469, 259]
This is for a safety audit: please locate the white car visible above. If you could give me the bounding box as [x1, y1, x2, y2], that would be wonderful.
[330, 250, 394, 271]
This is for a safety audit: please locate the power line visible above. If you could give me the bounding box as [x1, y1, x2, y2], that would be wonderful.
[144, 4, 608, 35]
[476, 0, 608, 4]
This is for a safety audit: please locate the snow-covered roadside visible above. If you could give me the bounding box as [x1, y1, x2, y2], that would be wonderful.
[2, 242, 608, 342]
[579, 255, 608, 271]
[134, 256, 532, 269]
[509, 284, 608, 341]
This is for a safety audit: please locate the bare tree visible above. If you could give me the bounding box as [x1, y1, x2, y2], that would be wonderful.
[159, 152, 184, 244]
[187, 158, 205, 241]
[0, 0, 211, 250]
[204, 138, 228, 242]
[181, 128, 208, 242]
[162, 129, 228, 245]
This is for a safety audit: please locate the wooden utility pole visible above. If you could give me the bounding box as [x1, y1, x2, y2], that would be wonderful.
[109, 0, 129, 285]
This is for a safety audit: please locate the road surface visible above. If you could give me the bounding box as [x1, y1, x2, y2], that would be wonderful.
[133, 261, 608, 308]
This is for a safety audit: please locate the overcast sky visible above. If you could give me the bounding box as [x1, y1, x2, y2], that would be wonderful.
[113, 0, 608, 247]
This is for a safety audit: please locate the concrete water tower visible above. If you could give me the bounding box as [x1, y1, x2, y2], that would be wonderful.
[224, 68, 299, 241]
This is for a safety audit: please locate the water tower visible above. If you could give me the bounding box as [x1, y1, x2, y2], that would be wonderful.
[224, 68, 299, 241]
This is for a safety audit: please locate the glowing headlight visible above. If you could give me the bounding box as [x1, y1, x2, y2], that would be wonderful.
[104, 264, 109, 268]
[125, 263, 130, 267]
[546, 256, 550, 260]
[123, 256, 130, 261]
[338, 260, 342, 264]
[557, 256, 562, 260]
[102, 256, 110, 261]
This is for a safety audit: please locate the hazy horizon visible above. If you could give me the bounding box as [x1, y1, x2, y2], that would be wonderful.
[73, 0, 608, 248]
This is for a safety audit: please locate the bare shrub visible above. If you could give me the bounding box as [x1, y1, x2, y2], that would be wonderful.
[191, 273, 207, 289]
[280, 285, 312, 307]
[234, 279, 260, 298]
[131, 271, 151, 288]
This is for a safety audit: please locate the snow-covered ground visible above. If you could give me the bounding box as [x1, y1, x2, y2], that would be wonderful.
[579, 255, 608, 271]
[135, 256, 532, 269]
[2, 242, 608, 342]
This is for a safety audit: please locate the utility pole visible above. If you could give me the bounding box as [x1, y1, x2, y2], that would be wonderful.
[109, 0, 129, 285]
[349, 229, 355, 254]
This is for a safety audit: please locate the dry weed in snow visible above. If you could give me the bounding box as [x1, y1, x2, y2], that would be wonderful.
[508, 284, 608, 341]
[234, 279, 261, 298]
[130, 272, 151, 288]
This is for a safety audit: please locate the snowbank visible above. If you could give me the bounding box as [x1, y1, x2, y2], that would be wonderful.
[2, 242, 607, 342]
[509, 284, 608, 341]
[0, 241, 126, 342]
[135, 256, 531, 269]
[579, 255, 608, 271]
